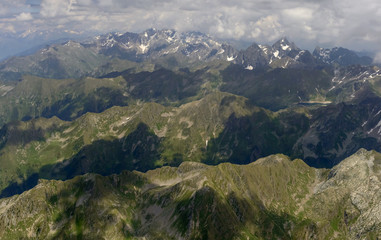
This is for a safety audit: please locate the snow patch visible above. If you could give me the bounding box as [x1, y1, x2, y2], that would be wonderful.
[368, 119, 381, 134]
[245, 65, 254, 70]
[139, 43, 149, 53]
[273, 50, 280, 58]
[120, 42, 133, 50]
[227, 56, 236, 61]
[259, 45, 269, 55]
[281, 44, 290, 51]
[102, 37, 116, 47]
[283, 60, 290, 68]
[217, 48, 225, 55]
[294, 50, 305, 61]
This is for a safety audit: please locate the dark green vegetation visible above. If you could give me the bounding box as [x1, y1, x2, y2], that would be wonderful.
[0, 29, 381, 239]
[0, 150, 380, 239]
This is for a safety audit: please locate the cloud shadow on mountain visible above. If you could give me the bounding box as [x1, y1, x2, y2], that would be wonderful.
[202, 110, 310, 166]
[0, 122, 161, 198]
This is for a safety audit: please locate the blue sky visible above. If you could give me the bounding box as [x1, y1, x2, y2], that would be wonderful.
[1, 0, 381, 61]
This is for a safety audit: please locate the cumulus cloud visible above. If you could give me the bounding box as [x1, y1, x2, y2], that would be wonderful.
[16, 12, 33, 21]
[1, 0, 381, 59]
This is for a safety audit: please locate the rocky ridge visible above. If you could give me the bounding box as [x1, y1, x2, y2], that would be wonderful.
[0, 149, 380, 239]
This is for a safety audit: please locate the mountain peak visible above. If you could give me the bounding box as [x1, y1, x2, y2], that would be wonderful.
[272, 37, 299, 52]
[279, 37, 290, 43]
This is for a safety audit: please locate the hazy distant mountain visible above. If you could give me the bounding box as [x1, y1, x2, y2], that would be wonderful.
[89, 29, 238, 62]
[313, 47, 373, 66]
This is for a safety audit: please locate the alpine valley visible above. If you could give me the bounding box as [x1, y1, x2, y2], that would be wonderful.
[0, 28, 380, 239]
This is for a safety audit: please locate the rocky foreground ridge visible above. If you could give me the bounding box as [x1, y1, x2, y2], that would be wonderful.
[0, 148, 380, 239]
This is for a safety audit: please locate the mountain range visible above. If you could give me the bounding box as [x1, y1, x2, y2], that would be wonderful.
[0, 28, 380, 239]
[0, 28, 375, 82]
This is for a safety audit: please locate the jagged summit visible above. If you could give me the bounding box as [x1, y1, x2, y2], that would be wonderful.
[272, 37, 300, 52]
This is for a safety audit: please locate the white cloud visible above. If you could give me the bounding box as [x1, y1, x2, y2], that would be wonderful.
[0, 1, 27, 16]
[250, 15, 283, 41]
[40, 0, 70, 17]
[282, 7, 314, 21]
[16, 12, 33, 21]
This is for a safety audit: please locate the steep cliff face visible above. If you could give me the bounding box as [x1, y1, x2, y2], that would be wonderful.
[0, 149, 380, 239]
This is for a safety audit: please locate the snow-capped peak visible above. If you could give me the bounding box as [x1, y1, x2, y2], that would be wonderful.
[272, 37, 299, 53]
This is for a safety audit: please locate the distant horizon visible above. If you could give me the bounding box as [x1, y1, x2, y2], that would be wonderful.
[0, 28, 377, 62]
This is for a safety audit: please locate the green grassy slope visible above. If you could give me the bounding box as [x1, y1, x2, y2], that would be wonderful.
[2, 90, 381, 197]
[0, 149, 380, 239]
